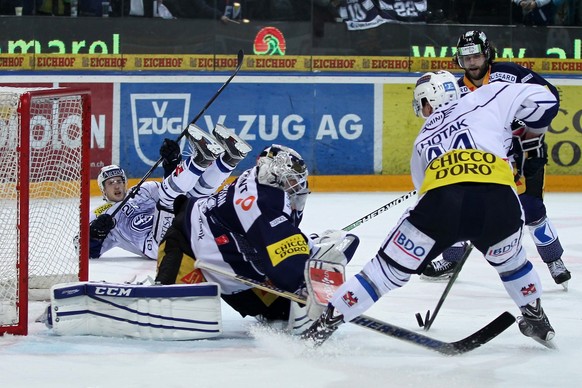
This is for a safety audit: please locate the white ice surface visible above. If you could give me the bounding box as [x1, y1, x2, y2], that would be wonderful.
[1, 192, 581, 387]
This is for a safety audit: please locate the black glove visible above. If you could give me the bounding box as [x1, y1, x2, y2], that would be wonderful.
[160, 138, 182, 177]
[509, 135, 525, 183]
[90, 214, 116, 240]
[522, 134, 547, 160]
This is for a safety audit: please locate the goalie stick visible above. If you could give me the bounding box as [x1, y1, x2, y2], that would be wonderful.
[342, 190, 417, 231]
[111, 49, 245, 218]
[416, 243, 474, 331]
[196, 260, 515, 355]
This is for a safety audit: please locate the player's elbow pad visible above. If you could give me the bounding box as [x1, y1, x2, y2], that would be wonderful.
[517, 98, 558, 130]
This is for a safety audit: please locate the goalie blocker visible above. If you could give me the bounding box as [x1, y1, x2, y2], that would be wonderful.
[40, 282, 222, 340]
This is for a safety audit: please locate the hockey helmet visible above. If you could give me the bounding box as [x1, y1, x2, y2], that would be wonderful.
[256, 144, 308, 195]
[412, 70, 460, 119]
[454, 30, 496, 67]
[97, 164, 127, 201]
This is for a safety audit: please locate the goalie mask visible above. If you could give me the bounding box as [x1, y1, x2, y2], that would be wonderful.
[256, 144, 308, 196]
[97, 164, 127, 202]
[412, 70, 460, 119]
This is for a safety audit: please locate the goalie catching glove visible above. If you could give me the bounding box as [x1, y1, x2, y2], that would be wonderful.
[89, 213, 116, 240]
[309, 230, 359, 267]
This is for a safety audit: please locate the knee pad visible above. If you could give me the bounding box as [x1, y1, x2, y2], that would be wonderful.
[484, 228, 526, 274]
[377, 219, 435, 273]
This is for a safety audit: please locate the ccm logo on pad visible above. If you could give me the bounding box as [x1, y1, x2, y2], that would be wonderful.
[94, 287, 132, 296]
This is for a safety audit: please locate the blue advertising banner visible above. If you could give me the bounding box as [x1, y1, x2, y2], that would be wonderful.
[119, 82, 375, 177]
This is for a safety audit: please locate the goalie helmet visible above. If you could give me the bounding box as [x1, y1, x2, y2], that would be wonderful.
[256, 144, 308, 196]
[97, 164, 127, 201]
[412, 70, 460, 119]
[454, 30, 496, 67]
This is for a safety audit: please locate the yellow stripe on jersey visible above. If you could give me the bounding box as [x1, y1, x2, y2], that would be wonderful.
[252, 288, 280, 306]
[93, 202, 113, 216]
[266, 234, 309, 267]
[420, 149, 516, 194]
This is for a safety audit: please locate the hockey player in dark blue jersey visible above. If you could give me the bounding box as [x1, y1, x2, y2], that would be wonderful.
[155, 144, 359, 330]
[421, 30, 571, 288]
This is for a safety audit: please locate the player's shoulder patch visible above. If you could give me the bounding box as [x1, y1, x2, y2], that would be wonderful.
[490, 62, 520, 81]
[93, 202, 113, 216]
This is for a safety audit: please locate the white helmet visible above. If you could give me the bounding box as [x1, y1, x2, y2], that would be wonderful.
[97, 164, 127, 201]
[256, 144, 308, 196]
[412, 70, 461, 119]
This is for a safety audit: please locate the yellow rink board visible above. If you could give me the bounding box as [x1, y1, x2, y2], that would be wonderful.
[89, 175, 582, 198]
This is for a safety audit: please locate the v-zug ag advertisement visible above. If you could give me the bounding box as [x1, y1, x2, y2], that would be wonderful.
[118, 82, 375, 178]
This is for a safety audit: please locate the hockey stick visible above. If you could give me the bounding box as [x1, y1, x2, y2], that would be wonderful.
[415, 243, 474, 331]
[110, 49, 245, 218]
[342, 190, 417, 231]
[196, 260, 515, 355]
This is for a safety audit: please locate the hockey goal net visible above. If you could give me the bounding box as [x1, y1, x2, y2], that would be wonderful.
[0, 87, 91, 336]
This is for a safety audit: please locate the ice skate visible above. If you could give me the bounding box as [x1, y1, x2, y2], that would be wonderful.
[212, 123, 252, 167]
[420, 258, 457, 281]
[517, 298, 556, 349]
[186, 124, 225, 168]
[547, 259, 571, 290]
[300, 304, 344, 347]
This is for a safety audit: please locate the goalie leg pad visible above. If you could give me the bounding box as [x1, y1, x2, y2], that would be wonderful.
[45, 282, 222, 340]
[287, 301, 313, 335]
[304, 259, 346, 320]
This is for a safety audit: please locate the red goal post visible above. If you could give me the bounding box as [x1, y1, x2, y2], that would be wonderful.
[0, 87, 91, 335]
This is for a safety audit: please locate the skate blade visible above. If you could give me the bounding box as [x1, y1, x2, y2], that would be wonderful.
[530, 336, 558, 350]
[560, 280, 569, 291]
[419, 274, 452, 282]
[213, 123, 252, 154]
[187, 124, 225, 156]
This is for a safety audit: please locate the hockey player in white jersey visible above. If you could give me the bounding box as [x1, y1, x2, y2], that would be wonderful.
[88, 123, 251, 260]
[155, 144, 360, 328]
[302, 70, 558, 347]
[422, 30, 570, 287]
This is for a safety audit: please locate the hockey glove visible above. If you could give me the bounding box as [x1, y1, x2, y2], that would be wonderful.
[90, 214, 116, 240]
[509, 135, 525, 183]
[160, 138, 182, 177]
[511, 119, 527, 137]
[521, 134, 547, 160]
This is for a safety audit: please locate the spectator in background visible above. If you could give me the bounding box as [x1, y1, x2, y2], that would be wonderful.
[36, 0, 65, 14]
[0, 0, 21, 14]
[513, 0, 555, 25]
[553, 0, 579, 25]
[162, 0, 229, 22]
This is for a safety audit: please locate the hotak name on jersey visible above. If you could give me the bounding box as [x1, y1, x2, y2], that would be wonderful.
[417, 119, 469, 151]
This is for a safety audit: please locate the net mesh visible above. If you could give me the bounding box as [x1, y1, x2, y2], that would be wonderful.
[0, 87, 87, 330]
